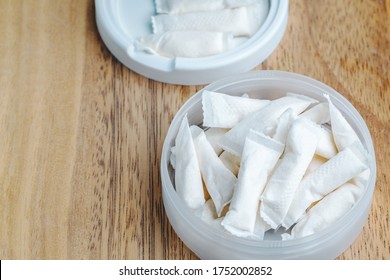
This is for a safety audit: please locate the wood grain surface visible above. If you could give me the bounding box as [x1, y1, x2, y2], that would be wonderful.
[0, 0, 389, 259]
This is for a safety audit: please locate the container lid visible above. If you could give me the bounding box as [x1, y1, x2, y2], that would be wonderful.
[95, 0, 289, 85]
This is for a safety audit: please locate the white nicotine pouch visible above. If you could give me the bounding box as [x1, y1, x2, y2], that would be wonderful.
[170, 146, 177, 169]
[135, 31, 233, 58]
[327, 97, 371, 187]
[222, 130, 284, 237]
[327, 95, 360, 151]
[298, 102, 336, 159]
[156, 0, 226, 14]
[155, 0, 260, 14]
[252, 212, 272, 240]
[315, 126, 338, 159]
[272, 108, 297, 144]
[219, 94, 315, 157]
[174, 116, 205, 209]
[283, 182, 364, 239]
[260, 119, 321, 229]
[282, 141, 369, 229]
[152, 5, 263, 36]
[299, 102, 330, 124]
[202, 90, 270, 128]
[191, 126, 237, 216]
[171, 126, 228, 168]
[204, 127, 229, 156]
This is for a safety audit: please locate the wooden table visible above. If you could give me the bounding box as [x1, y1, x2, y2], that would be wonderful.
[0, 0, 389, 260]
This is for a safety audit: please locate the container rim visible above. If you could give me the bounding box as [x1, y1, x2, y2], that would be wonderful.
[95, 0, 289, 85]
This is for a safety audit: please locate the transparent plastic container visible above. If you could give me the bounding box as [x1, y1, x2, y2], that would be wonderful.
[160, 70, 376, 259]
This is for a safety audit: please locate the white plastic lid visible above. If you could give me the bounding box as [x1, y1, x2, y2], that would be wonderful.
[95, 0, 289, 85]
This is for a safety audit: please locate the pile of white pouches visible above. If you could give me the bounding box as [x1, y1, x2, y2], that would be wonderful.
[170, 90, 371, 240]
[135, 0, 269, 57]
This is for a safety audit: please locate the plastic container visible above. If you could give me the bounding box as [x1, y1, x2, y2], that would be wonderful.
[95, 0, 288, 85]
[160, 70, 376, 259]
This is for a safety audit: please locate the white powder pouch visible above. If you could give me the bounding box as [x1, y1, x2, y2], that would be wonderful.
[272, 108, 297, 144]
[260, 119, 321, 229]
[205, 127, 229, 156]
[170, 146, 176, 169]
[353, 168, 371, 189]
[191, 125, 237, 216]
[172, 130, 231, 168]
[327, 97, 371, 190]
[219, 94, 316, 157]
[315, 126, 338, 159]
[299, 102, 330, 124]
[298, 102, 336, 159]
[156, 0, 225, 14]
[174, 116, 205, 209]
[152, 5, 263, 36]
[252, 212, 272, 240]
[219, 151, 241, 176]
[222, 130, 284, 237]
[135, 31, 234, 58]
[202, 90, 270, 128]
[155, 0, 261, 14]
[327, 96, 360, 151]
[283, 182, 364, 240]
[282, 141, 369, 229]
